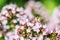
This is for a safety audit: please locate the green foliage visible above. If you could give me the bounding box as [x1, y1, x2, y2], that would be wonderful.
[9, 0, 28, 7]
[42, 0, 57, 15]
[50, 33, 57, 40]
[0, 35, 4, 40]
[0, 0, 7, 11]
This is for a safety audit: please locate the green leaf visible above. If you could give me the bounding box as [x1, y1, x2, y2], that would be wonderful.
[0, 36, 4, 40]
[10, 0, 28, 7]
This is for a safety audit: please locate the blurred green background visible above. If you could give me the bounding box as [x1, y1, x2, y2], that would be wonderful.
[0, 0, 60, 15]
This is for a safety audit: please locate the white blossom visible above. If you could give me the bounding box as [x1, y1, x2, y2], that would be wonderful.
[20, 26, 24, 30]
[26, 28, 31, 33]
[12, 19, 17, 23]
[27, 22, 34, 27]
[16, 14, 20, 17]
[37, 35, 43, 40]
[20, 36, 24, 40]
[2, 20, 7, 25]
[32, 37, 37, 40]
[16, 7, 24, 12]
[3, 25, 10, 31]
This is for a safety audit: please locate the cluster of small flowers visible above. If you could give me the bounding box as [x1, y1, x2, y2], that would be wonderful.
[0, 1, 60, 40]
